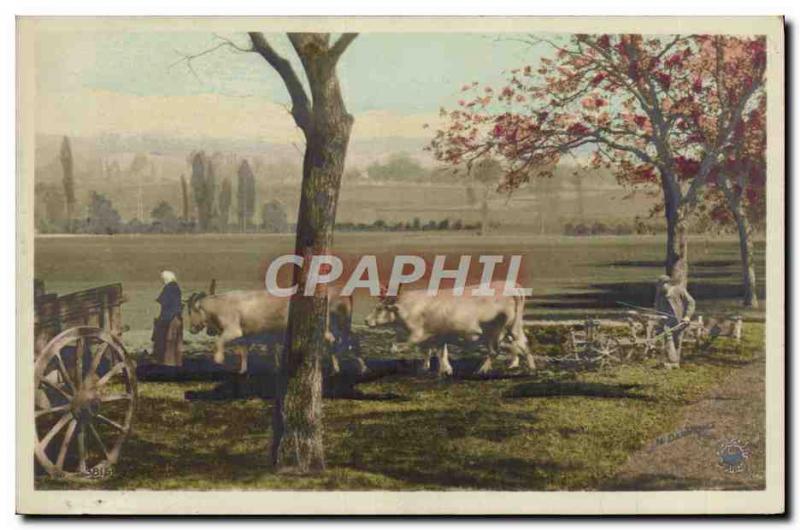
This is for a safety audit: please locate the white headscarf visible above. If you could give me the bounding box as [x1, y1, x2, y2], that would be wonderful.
[161, 270, 177, 285]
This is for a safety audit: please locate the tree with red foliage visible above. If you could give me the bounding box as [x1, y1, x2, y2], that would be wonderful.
[701, 93, 766, 307]
[430, 34, 766, 286]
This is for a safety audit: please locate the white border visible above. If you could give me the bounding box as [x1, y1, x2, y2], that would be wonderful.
[11, 12, 786, 517]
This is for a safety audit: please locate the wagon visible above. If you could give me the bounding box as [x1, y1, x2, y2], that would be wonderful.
[33, 280, 137, 481]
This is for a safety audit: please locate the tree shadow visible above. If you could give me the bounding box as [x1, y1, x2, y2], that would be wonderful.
[503, 381, 653, 401]
[35, 393, 275, 490]
[685, 350, 755, 368]
[607, 259, 745, 269]
[606, 260, 667, 268]
[690, 270, 739, 279]
[107, 436, 275, 489]
[333, 407, 580, 490]
[60, 398, 577, 491]
[535, 280, 766, 311]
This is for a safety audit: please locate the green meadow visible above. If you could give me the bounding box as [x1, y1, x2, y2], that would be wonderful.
[33, 232, 766, 490]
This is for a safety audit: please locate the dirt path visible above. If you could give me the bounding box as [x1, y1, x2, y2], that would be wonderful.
[606, 352, 766, 490]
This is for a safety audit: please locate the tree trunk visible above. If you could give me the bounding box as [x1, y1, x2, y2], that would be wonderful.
[659, 169, 689, 287]
[271, 37, 354, 473]
[664, 202, 689, 287]
[733, 207, 758, 308]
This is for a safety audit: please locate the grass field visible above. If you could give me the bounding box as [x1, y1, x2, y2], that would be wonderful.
[34, 232, 765, 350]
[32, 232, 767, 490]
[36, 328, 765, 491]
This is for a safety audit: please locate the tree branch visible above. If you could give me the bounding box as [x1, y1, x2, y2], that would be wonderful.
[329, 33, 358, 63]
[592, 132, 656, 166]
[170, 34, 252, 81]
[681, 73, 764, 209]
[718, 173, 740, 209]
[248, 32, 312, 131]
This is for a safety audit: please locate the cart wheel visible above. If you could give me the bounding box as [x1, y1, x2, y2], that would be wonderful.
[592, 336, 621, 368]
[34, 326, 137, 481]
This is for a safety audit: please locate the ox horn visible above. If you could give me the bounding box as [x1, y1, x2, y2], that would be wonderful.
[186, 291, 206, 310]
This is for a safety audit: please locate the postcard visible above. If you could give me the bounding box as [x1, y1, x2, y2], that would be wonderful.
[16, 16, 785, 515]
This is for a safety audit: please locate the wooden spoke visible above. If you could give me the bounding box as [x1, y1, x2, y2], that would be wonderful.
[95, 362, 126, 388]
[87, 421, 111, 460]
[39, 376, 73, 401]
[35, 404, 71, 418]
[36, 326, 137, 480]
[88, 342, 111, 375]
[77, 422, 87, 474]
[55, 419, 78, 470]
[53, 353, 77, 393]
[95, 413, 125, 432]
[75, 338, 85, 390]
[38, 413, 72, 452]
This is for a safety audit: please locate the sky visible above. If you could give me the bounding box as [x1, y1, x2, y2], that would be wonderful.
[34, 31, 548, 145]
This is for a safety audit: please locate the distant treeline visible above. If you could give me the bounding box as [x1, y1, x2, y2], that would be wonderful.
[562, 217, 734, 237]
[36, 189, 290, 235]
[335, 218, 483, 233]
[37, 136, 630, 237]
[37, 190, 484, 236]
[564, 220, 651, 236]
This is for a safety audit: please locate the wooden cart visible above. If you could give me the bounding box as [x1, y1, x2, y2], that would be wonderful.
[33, 281, 137, 481]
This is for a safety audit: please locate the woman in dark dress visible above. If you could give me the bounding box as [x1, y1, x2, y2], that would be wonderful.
[152, 270, 184, 366]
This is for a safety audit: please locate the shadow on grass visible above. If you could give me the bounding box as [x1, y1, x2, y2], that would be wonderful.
[503, 381, 652, 400]
[685, 349, 755, 368]
[37, 393, 574, 490]
[534, 280, 766, 311]
[35, 392, 275, 490]
[607, 259, 743, 269]
[108, 436, 275, 488]
[333, 407, 579, 490]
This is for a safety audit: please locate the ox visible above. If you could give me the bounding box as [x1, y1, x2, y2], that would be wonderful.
[364, 281, 534, 374]
[185, 289, 359, 374]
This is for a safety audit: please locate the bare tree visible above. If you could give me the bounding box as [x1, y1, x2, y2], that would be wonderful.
[253, 32, 358, 473]
[181, 32, 358, 472]
[59, 136, 76, 233]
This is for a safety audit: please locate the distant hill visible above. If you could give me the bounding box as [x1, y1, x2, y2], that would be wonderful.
[32, 132, 659, 232]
